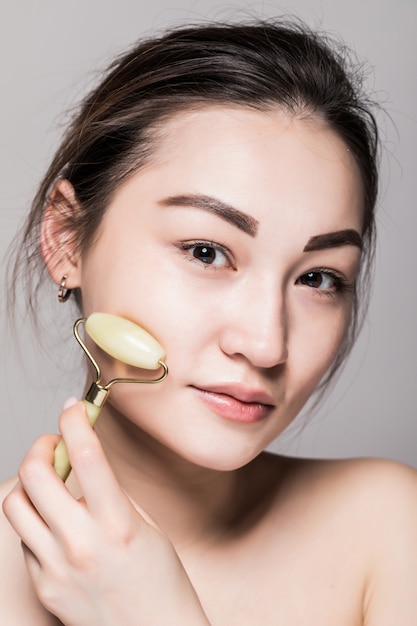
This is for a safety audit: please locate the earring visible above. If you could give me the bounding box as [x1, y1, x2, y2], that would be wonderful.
[57, 275, 72, 303]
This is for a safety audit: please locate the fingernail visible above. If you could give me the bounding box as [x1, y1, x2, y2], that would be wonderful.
[62, 396, 78, 410]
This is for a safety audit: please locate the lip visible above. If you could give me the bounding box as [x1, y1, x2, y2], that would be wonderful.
[190, 383, 275, 424]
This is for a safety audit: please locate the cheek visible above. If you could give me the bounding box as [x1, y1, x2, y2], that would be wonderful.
[291, 302, 352, 389]
[79, 248, 209, 381]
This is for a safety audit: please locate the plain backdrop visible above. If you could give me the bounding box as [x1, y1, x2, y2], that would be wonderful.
[0, 0, 416, 480]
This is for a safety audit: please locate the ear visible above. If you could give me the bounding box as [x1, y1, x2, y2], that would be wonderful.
[40, 179, 83, 288]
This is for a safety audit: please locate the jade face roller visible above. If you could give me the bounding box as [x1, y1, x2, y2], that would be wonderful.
[53, 312, 168, 481]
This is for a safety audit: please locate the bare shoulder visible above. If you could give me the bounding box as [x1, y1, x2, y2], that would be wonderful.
[262, 454, 417, 625]
[338, 458, 417, 626]
[302, 455, 417, 530]
[263, 452, 417, 512]
[270, 453, 417, 540]
[0, 478, 58, 625]
[332, 457, 417, 626]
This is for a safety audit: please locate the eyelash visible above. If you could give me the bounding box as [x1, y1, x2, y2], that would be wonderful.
[177, 241, 354, 297]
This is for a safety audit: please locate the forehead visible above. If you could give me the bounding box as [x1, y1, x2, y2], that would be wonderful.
[154, 105, 357, 172]
[146, 106, 364, 235]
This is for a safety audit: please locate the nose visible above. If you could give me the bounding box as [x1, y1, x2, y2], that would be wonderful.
[218, 278, 289, 370]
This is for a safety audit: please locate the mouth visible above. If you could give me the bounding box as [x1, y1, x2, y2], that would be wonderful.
[190, 384, 275, 424]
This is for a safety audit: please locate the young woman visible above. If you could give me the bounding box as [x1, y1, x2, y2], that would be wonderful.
[1, 19, 416, 625]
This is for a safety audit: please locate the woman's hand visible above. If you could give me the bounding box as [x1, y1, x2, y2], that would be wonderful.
[2, 400, 211, 626]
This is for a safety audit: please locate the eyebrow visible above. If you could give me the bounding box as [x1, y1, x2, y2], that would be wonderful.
[304, 229, 363, 252]
[158, 194, 259, 237]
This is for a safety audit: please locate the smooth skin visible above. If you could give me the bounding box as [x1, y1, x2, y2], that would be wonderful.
[1, 107, 417, 625]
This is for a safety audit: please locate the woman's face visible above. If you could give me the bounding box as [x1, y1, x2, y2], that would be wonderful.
[75, 106, 363, 470]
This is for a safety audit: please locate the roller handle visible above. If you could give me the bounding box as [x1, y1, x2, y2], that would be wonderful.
[53, 400, 102, 481]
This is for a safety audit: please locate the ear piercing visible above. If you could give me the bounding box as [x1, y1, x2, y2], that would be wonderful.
[57, 275, 72, 303]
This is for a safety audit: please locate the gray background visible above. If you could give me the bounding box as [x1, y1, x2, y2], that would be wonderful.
[0, 0, 415, 480]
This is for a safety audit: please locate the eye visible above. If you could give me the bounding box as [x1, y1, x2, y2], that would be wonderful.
[296, 269, 352, 295]
[298, 271, 335, 289]
[192, 244, 220, 264]
[179, 241, 233, 268]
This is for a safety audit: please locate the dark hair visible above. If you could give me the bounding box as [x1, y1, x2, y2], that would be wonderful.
[10, 18, 379, 389]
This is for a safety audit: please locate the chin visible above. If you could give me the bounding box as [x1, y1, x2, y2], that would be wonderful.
[170, 436, 267, 472]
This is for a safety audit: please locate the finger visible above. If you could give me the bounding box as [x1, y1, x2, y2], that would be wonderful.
[17, 431, 91, 538]
[59, 402, 134, 523]
[3, 482, 56, 566]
